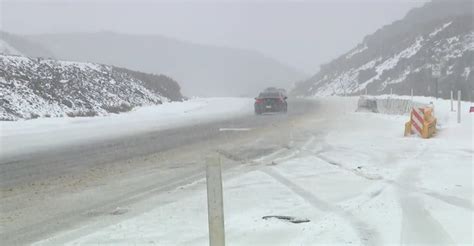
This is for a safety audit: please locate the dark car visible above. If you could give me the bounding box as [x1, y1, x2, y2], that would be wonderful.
[254, 91, 288, 115]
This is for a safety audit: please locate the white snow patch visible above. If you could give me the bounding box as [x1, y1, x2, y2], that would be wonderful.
[465, 32, 474, 51]
[446, 36, 459, 44]
[462, 67, 471, 79]
[358, 36, 424, 91]
[429, 22, 452, 38]
[45, 59, 102, 71]
[314, 58, 380, 96]
[386, 68, 410, 85]
[345, 43, 368, 59]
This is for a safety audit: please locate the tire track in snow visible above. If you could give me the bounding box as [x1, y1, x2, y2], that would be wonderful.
[398, 167, 455, 245]
[261, 167, 382, 246]
[314, 155, 384, 181]
[307, 147, 473, 211]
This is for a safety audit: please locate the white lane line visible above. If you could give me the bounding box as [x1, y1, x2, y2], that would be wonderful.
[272, 150, 300, 163]
[253, 149, 287, 163]
[219, 128, 252, 132]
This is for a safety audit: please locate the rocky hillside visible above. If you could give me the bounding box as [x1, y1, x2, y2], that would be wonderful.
[0, 54, 184, 121]
[293, 0, 473, 100]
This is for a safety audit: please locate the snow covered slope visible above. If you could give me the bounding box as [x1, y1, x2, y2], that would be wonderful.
[0, 54, 184, 120]
[0, 31, 54, 58]
[0, 39, 23, 56]
[293, 0, 473, 99]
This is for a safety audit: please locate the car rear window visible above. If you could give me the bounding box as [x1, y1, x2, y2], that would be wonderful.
[258, 92, 281, 98]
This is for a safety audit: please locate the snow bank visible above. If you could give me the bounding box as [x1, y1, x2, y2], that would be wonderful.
[0, 97, 253, 158]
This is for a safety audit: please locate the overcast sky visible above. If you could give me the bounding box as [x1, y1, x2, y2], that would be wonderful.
[1, 0, 428, 73]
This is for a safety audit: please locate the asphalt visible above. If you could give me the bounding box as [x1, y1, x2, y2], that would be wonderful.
[0, 99, 317, 188]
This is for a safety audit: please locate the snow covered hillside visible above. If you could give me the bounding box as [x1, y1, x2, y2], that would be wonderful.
[0, 54, 184, 120]
[292, 0, 473, 99]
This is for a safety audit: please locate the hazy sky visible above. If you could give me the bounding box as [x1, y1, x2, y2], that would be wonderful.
[1, 0, 428, 73]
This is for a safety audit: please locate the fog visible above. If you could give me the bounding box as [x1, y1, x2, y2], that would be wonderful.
[2, 2, 473, 244]
[2, 0, 427, 73]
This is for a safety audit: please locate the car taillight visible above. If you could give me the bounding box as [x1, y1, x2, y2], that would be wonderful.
[255, 98, 263, 103]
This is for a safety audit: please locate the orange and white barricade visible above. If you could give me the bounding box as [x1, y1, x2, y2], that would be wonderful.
[405, 106, 436, 138]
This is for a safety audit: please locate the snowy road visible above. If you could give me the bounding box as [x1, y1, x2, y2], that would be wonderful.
[1, 96, 472, 245]
[0, 98, 320, 245]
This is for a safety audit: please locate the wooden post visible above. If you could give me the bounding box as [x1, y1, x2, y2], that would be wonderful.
[450, 90, 454, 112]
[457, 90, 461, 124]
[206, 156, 225, 246]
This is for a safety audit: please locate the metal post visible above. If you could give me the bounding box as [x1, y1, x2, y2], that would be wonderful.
[450, 90, 454, 112]
[457, 90, 461, 124]
[365, 87, 368, 96]
[411, 88, 414, 102]
[206, 156, 225, 246]
[390, 88, 393, 96]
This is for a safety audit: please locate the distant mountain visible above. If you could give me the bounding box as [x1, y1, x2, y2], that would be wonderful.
[292, 0, 473, 100]
[19, 32, 305, 97]
[0, 54, 184, 121]
[0, 31, 55, 58]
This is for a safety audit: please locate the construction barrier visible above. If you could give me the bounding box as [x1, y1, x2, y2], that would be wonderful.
[357, 96, 425, 115]
[404, 106, 437, 138]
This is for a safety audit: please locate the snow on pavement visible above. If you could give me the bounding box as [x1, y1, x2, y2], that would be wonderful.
[0, 97, 253, 158]
[35, 96, 473, 245]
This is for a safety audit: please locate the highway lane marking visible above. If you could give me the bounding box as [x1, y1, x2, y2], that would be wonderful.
[219, 128, 252, 132]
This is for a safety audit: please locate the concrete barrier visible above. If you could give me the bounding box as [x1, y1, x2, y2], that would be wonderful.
[356, 96, 424, 115]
